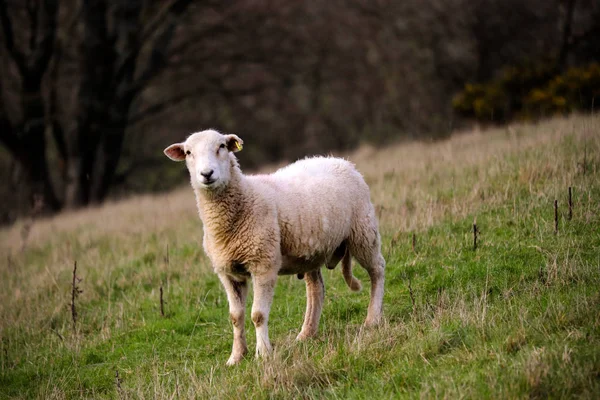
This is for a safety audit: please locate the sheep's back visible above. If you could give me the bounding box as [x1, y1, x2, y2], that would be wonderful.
[252, 157, 370, 258]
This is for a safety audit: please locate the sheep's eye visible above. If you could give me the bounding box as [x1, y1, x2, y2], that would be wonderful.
[219, 143, 226, 149]
[186, 150, 191, 155]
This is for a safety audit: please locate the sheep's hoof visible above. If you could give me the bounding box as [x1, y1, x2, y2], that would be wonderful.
[364, 316, 382, 327]
[226, 354, 244, 366]
[255, 346, 273, 359]
[296, 330, 316, 341]
[297, 273, 305, 280]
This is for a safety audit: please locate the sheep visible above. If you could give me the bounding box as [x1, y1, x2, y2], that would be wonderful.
[164, 129, 385, 365]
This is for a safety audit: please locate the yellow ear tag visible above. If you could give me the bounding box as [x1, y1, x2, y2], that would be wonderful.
[236, 142, 243, 151]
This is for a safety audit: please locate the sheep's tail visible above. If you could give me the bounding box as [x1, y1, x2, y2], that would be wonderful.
[342, 247, 362, 292]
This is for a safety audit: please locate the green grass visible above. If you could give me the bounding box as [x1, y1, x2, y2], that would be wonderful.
[1, 115, 599, 398]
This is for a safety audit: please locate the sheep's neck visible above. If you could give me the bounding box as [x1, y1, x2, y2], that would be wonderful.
[194, 169, 248, 242]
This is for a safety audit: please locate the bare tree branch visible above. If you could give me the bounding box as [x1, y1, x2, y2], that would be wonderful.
[48, 41, 67, 163]
[129, 0, 194, 95]
[557, 0, 577, 71]
[114, 0, 195, 93]
[0, 0, 28, 74]
[25, 0, 39, 51]
[128, 82, 268, 125]
[30, 0, 58, 77]
[139, 0, 186, 47]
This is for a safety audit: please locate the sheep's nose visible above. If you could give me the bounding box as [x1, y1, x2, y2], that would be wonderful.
[200, 169, 214, 179]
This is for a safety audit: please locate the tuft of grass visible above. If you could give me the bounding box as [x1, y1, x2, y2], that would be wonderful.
[1, 114, 599, 399]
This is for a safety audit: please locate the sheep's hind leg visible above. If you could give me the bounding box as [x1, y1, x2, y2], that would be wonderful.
[219, 274, 249, 366]
[350, 232, 386, 326]
[363, 252, 385, 326]
[251, 271, 278, 358]
[297, 269, 324, 340]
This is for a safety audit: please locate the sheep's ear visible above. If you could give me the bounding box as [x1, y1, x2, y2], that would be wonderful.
[164, 143, 186, 161]
[225, 134, 243, 152]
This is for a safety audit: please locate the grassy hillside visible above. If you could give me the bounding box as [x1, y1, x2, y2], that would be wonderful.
[1, 115, 599, 399]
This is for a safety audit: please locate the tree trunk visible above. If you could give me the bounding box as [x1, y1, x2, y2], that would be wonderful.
[64, 0, 114, 207]
[93, 124, 126, 202]
[15, 73, 61, 211]
[0, 0, 60, 212]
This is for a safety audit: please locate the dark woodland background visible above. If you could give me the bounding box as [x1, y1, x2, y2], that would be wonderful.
[1, 0, 599, 224]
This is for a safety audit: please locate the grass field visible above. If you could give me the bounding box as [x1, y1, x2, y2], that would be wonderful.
[1, 115, 599, 399]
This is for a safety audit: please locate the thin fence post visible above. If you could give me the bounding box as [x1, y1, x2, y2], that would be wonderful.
[568, 187, 573, 221]
[160, 284, 165, 317]
[554, 200, 559, 234]
[71, 261, 82, 331]
[473, 219, 478, 250]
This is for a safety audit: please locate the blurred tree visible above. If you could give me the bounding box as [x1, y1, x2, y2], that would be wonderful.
[0, 0, 60, 209]
[0, 0, 193, 211]
[557, 0, 577, 71]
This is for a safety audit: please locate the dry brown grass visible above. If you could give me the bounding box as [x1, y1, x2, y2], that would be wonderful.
[354, 115, 598, 234]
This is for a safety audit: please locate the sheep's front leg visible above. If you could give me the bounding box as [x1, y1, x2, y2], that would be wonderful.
[251, 271, 278, 358]
[219, 274, 249, 366]
[297, 269, 324, 340]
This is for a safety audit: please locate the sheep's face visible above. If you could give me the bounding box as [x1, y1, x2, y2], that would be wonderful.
[164, 130, 243, 192]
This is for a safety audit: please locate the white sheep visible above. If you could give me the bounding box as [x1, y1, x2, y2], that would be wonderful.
[164, 129, 385, 365]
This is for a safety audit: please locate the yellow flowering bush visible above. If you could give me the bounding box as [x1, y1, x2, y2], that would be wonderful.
[454, 63, 600, 122]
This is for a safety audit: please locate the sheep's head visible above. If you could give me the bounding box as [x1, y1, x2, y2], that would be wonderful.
[164, 129, 243, 192]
